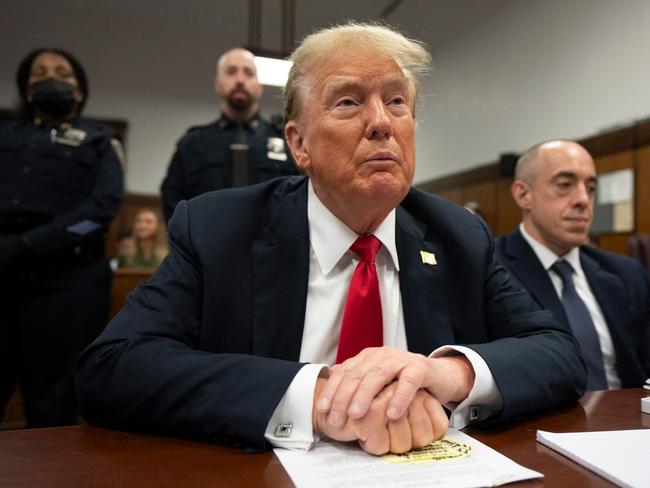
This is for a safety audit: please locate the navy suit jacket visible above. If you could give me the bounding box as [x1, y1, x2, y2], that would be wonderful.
[76, 177, 586, 450]
[495, 227, 650, 387]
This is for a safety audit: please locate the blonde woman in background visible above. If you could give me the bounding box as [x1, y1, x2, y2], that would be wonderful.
[118, 208, 167, 268]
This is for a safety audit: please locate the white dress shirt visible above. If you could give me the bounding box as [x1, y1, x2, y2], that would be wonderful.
[265, 182, 503, 448]
[519, 224, 621, 389]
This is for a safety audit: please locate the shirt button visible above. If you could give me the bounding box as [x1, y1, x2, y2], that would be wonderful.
[23, 166, 30, 173]
[12, 197, 20, 205]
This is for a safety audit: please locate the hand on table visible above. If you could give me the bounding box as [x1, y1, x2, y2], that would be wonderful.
[315, 347, 475, 435]
[312, 377, 448, 455]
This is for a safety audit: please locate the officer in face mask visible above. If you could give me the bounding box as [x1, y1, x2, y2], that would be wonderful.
[0, 48, 123, 427]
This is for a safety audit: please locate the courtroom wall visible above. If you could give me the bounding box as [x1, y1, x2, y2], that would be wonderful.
[0, 1, 648, 194]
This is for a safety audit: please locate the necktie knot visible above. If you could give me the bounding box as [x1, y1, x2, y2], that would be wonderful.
[351, 235, 381, 263]
[552, 260, 574, 286]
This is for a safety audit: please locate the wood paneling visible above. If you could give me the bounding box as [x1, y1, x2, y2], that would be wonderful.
[423, 181, 502, 231]
[495, 178, 521, 236]
[636, 146, 650, 233]
[595, 234, 631, 256]
[636, 118, 650, 147]
[463, 180, 497, 230]
[594, 149, 633, 173]
[435, 188, 463, 205]
[593, 150, 635, 254]
[580, 126, 636, 158]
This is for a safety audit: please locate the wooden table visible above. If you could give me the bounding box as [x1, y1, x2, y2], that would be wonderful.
[1, 389, 647, 487]
[466, 388, 650, 486]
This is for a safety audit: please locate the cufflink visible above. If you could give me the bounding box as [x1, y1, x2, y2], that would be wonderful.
[469, 406, 480, 422]
[274, 422, 293, 438]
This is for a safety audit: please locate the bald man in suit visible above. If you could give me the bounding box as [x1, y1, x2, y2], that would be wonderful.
[496, 140, 650, 390]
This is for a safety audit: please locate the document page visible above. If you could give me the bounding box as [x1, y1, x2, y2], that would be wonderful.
[274, 429, 542, 488]
[537, 429, 650, 488]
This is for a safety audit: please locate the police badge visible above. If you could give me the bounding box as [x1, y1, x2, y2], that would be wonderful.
[267, 137, 288, 161]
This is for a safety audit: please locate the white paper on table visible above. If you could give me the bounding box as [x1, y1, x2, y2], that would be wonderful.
[274, 428, 542, 488]
[537, 429, 650, 488]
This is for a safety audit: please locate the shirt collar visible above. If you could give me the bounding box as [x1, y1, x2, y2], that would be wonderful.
[307, 179, 400, 276]
[217, 113, 260, 130]
[519, 223, 584, 276]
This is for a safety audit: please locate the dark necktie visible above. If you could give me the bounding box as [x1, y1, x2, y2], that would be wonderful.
[230, 123, 249, 187]
[552, 260, 608, 390]
[336, 235, 383, 364]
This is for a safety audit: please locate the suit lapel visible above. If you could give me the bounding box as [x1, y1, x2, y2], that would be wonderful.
[396, 207, 456, 355]
[251, 178, 310, 361]
[503, 229, 569, 326]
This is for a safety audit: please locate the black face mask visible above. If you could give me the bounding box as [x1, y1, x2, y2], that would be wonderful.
[29, 78, 78, 117]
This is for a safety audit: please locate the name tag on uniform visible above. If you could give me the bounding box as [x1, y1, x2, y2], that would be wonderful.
[51, 127, 87, 147]
[267, 137, 288, 161]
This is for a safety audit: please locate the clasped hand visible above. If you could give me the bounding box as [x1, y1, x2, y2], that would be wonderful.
[312, 347, 474, 455]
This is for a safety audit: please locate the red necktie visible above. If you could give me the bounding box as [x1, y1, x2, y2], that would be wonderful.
[336, 235, 383, 363]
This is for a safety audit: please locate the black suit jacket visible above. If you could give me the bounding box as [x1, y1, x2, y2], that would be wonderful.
[495, 227, 650, 387]
[76, 177, 586, 450]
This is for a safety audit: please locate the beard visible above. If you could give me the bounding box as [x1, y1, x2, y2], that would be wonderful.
[226, 88, 253, 111]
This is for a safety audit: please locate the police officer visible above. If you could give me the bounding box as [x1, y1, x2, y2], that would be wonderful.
[160, 47, 296, 222]
[0, 48, 123, 427]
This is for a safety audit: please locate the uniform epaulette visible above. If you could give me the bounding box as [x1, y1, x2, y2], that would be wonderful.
[185, 120, 219, 134]
[76, 119, 113, 136]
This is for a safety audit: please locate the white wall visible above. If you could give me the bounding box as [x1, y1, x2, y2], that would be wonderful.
[413, 0, 650, 181]
[1, 0, 649, 193]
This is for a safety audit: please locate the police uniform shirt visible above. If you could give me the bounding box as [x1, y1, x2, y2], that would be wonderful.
[0, 117, 123, 256]
[160, 114, 296, 222]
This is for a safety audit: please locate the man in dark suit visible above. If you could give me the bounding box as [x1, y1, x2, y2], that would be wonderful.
[76, 24, 586, 455]
[495, 140, 650, 390]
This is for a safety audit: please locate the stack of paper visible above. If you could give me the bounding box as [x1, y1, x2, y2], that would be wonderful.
[275, 429, 542, 488]
[537, 429, 650, 488]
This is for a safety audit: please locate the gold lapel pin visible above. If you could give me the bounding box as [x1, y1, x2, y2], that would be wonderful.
[420, 250, 437, 266]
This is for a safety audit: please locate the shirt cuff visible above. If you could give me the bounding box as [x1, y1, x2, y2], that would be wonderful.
[431, 345, 503, 429]
[264, 363, 328, 450]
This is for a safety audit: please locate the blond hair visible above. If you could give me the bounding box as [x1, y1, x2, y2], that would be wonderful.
[283, 22, 431, 123]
